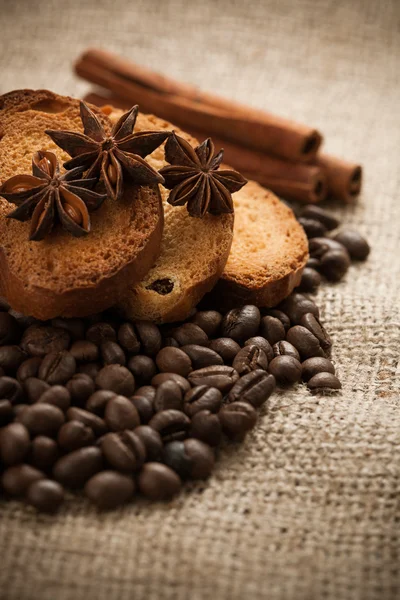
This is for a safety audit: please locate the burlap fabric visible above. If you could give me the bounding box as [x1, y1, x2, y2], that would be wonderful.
[0, 1, 399, 598]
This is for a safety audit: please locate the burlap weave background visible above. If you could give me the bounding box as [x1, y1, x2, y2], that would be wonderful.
[0, 1, 399, 598]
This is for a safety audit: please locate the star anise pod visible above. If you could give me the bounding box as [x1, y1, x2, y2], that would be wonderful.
[159, 132, 247, 217]
[0, 150, 106, 241]
[45, 102, 169, 201]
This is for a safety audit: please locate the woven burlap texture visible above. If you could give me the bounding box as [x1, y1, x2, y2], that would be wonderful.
[0, 1, 399, 599]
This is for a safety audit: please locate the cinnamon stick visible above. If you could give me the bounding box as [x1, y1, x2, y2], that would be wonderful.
[315, 155, 362, 204]
[75, 49, 323, 163]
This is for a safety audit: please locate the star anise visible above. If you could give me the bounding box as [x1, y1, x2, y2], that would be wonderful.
[159, 132, 247, 217]
[0, 150, 106, 241]
[46, 102, 169, 201]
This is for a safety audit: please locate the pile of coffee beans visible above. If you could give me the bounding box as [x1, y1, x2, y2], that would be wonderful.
[0, 291, 340, 512]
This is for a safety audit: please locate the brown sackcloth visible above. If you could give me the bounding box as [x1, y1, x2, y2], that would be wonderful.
[0, 1, 399, 599]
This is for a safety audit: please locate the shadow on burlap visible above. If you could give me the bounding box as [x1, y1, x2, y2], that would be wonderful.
[0, 1, 399, 599]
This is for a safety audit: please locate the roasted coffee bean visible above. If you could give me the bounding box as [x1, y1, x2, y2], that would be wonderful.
[117, 322, 140, 353]
[309, 236, 347, 257]
[134, 426, 163, 461]
[0, 312, 20, 345]
[302, 357, 335, 382]
[104, 395, 140, 431]
[24, 377, 50, 403]
[101, 430, 146, 471]
[85, 471, 135, 509]
[244, 337, 274, 362]
[100, 341, 126, 366]
[181, 344, 223, 369]
[0, 422, 30, 465]
[17, 403, 65, 437]
[307, 372, 342, 393]
[268, 356, 302, 385]
[297, 267, 322, 293]
[66, 373, 95, 405]
[130, 389, 155, 424]
[69, 340, 99, 362]
[333, 229, 370, 261]
[36, 385, 71, 412]
[171, 323, 209, 347]
[134, 321, 162, 356]
[272, 340, 300, 361]
[188, 366, 239, 393]
[189, 410, 222, 446]
[191, 310, 222, 337]
[306, 258, 321, 270]
[162, 337, 180, 348]
[2, 464, 45, 496]
[208, 338, 241, 364]
[30, 436, 59, 470]
[39, 351, 76, 385]
[184, 386, 222, 417]
[0, 376, 23, 403]
[151, 373, 191, 395]
[278, 293, 319, 324]
[286, 326, 325, 359]
[21, 325, 70, 357]
[219, 402, 258, 440]
[67, 407, 107, 437]
[0, 346, 27, 372]
[53, 447, 103, 488]
[264, 309, 291, 332]
[227, 370, 276, 408]
[233, 345, 269, 375]
[156, 347, 192, 377]
[149, 409, 190, 442]
[96, 365, 135, 396]
[153, 381, 183, 412]
[17, 357, 42, 383]
[58, 420, 95, 451]
[163, 439, 214, 479]
[221, 305, 261, 342]
[0, 400, 13, 426]
[138, 462, 182, 500]
[27, 479, 65, 513]
[319, 249, 350, 282]
[86, 322, 117, 345]
[298, 217, 327, 239]
[8, 310, 39, 329]
[51, 318, 85, 341]
[78, 362, 101, 379]
[127, 355, 157, 385]
[86, 390, 116, 416]
[300, 313, 331, 351]
[300, 205, 340, 230]
[259, 316, 286, 345]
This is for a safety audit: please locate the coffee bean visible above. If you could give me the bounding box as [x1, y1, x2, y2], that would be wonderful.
[53, 447, 103, 488]
[100, 341, 126, 366]
[104, 395, 140, 431]
[180, 344, 223, 370]
[101, 430, 146, 471]
[36, 385, 71, 412]
[301, 205, 339, 230]
[191, 311, 222, 337]
[21, 325, 70, 357]
[127, 355, 157, 385]
[58, 420, 95, 451]
[0, 400, 13, 426]
[0, 345, 27, 372]
[149, 409, 190, 442]
[17, 404, 65, 437]
[221, 305, 261, 342]
[189, 410, 222, 446]
[17, 357, 42, 382]
[66, 374, 95, 405]
[227, 370, 276, 408]
[278, 293, 319, 324]
[96, 365, 135, 396]
[86, 322, 117, 345]
[219, 402, 258, 440]
[171, 323, 209, 347]
[134, 426, 163, 461]
[163, 439, 214, 479]
[85, 471, 135, 509]
[319, 249, 350, 282]
[86, 390, 116, 415]
[67, 407, 107, 437]
[0, 422, 30, 465]
[24, 377, 50, 403]
[30, 436, 59, 470]
[27, 479, 65, 513]
[333, 229, 370, 261]
[138, 462, 182, 500]
[69, 340, 99, 362]
[2, 464, 45, 496]
[39, 351, 76, 385]
[151, 373, 191, 395]
[130, 388, 155, 423]
[298, 217, 327, 239]
[244, 337, 274, 362]
[78, 362, 101, 379]
[135, 321, 162, 356]
[302, 357, 335, 382]
[0, 376, 23, 403]
[268, 356, 302, 385]
[188, 366, 239, 393]
[156, 347, 192, 377]
[306, 258, 321, 270]
[286, 326, 325, 359]
[0, 312, 20, 345]
[117, 322, 140, 353]
[297, 268, 322, 293]
[154, 381, 183, 412]
[259, 316, 286, 345]
[184, 386, 222, 417]
[272, 340, 300, 361]
[8, 310, 38, 329]
[309, 236, 347, 258]
[162, 337, 180, 348]
[307, 372, 342, 393]
[300, 313, 331, 351]
[233, 345, 269, 375]
[208, 338, 241, 364]
[51, 317, 84, 340]
[0, 297, 10, 310]
[264, 309, 291, 332]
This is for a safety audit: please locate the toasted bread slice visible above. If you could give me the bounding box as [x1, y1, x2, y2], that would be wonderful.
[0, 90, 163, 320]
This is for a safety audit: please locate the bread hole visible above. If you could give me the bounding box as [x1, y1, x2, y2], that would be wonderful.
[146, 278, 174, 295]
[30, 99, 70, 114]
